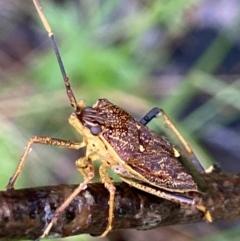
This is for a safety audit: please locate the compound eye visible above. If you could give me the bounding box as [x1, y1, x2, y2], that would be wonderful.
[90, 125, 102, 135]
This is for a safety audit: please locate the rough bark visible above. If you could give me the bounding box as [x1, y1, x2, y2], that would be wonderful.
[0, 172, 239, 240]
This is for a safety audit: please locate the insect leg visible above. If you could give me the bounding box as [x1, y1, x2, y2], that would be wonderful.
[39, 156, 95, 240]
[5, 136, 85, 190]
[119, 175, 193, 205]
[140, 107, 208, 173]
[99, 163, 116, 237]
[119, 176, 212, 222]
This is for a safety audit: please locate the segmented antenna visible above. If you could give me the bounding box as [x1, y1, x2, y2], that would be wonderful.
[32, 0, 81, 113]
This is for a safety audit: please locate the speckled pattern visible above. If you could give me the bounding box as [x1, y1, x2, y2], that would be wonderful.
[83, 99, 198, 192]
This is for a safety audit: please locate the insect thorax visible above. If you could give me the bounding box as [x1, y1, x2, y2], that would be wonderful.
[94, 99, 176, 158]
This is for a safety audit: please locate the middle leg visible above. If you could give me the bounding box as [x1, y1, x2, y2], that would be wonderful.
[99, 163, 116, 237]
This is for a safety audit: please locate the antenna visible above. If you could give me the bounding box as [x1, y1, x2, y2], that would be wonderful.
[32, 0, 81, 113]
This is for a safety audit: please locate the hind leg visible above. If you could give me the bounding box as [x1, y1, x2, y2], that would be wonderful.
[140, 107, 220, 173]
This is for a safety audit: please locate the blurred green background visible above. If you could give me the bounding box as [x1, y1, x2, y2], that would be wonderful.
[1, 0, 240, 240]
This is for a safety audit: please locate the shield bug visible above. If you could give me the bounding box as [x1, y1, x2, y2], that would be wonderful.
[5, 0, 214, 239]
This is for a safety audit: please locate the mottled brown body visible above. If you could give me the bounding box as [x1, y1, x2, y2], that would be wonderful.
[84, 98, 198, 193]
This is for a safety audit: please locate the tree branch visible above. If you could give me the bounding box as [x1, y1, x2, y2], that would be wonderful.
[0, 172, 240, 240]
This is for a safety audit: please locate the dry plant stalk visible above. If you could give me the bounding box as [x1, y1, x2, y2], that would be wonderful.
[1, 172, 240, 240]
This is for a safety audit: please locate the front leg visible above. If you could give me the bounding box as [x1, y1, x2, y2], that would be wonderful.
[5, 136, 85, 190]
[38, 156, 95, 240]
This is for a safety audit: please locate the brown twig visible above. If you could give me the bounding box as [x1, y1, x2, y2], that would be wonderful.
[0, 172, 240, 240]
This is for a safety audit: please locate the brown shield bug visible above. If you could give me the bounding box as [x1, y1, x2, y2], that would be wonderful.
[5, 0, 215, 239]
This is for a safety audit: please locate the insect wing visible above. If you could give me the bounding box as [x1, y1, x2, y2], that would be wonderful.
[126, 148, 198, 193]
